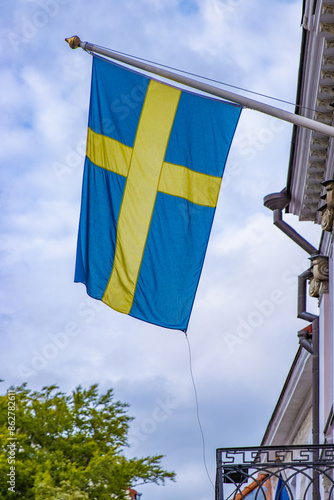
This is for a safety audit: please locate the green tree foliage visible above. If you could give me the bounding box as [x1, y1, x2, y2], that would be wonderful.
[0, 383, 175, 499]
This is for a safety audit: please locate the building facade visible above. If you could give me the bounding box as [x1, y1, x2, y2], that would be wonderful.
[265, 0, 334, 453]
[217, 2, 334, 498]
[262, 0, 334, 497]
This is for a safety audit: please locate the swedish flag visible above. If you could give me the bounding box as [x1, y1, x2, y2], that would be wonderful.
[75, 55, 241, 331]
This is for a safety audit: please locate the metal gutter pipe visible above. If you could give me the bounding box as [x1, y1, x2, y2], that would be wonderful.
[297, 269, 320, 499]
[263, 191, 318, 256]
[312, 317, 320, 448]
[273, 209, 318, 256]
[312, 317, 320, 500]
[264, 190, 320, 489]
[297, 331, 314, 354]
[297, 268, 319, 445]
[297, 269, 318, 323]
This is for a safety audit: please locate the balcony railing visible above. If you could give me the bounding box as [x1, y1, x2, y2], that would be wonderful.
[216, 445, 334, 500]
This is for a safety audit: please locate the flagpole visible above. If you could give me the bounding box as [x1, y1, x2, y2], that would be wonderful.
[65, 36, 334, 139]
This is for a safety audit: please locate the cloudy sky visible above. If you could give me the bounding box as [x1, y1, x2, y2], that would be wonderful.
[1, 1, 322, 499]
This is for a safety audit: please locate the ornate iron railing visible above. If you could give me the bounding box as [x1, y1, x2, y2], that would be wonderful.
[216, 445, 334, 500]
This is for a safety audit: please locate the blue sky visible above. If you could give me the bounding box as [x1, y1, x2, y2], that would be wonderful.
[1, 1, 322, 499]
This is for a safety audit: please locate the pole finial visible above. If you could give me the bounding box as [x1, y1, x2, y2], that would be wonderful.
[65, 36, 81, 49]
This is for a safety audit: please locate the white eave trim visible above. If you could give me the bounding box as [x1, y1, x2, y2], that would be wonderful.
[261, 348, 312, 446]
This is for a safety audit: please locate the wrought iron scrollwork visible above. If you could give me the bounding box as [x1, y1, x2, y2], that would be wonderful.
[216, 445, 334, 500]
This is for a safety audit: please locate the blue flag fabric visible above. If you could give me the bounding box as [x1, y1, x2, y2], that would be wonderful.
[274, 475, 290, 500]
[75, 55, 241, 331]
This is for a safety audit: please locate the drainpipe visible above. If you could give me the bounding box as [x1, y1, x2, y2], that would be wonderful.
[264, 190, 320, 498]
[263, 191, 320, 448]
[297, 327, 313, 354]
[263, 190, 318, 256]
[273, 209, 318, 255]
[312, 318, 320, 449]
[312, 319, 320, 500]
[297, 267, 320, 500]
[297, 270, 320, 450]
[297, 269, 318, 323]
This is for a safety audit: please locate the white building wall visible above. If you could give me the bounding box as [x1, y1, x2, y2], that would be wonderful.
[291, 407, 312, 446]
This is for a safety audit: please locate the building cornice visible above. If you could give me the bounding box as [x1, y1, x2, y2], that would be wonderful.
[288, 1, 334, 222]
